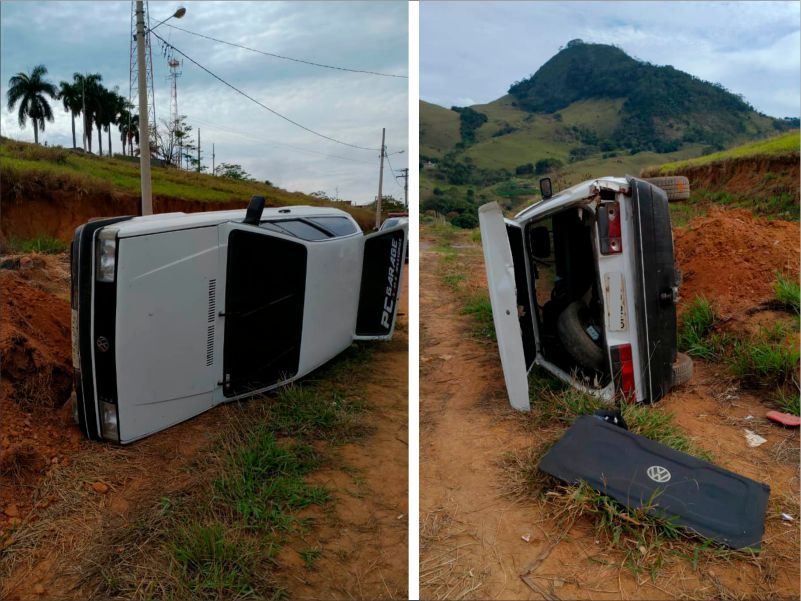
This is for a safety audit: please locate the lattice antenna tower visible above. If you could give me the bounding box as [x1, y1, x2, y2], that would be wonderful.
[128, 0, 157, 132]
[167, 52, 182, 166]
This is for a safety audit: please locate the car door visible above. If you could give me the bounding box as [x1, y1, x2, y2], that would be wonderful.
[219, 222, 309, 398]
[478, 202, 534, 411]
[354, 224, 408, 340]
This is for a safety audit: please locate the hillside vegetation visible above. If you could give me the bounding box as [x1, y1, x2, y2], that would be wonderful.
[0, 137, 374, 240]
[649, 130, 800, 173]
[643, 130, 799, 221]
[420, 41, 797, 227]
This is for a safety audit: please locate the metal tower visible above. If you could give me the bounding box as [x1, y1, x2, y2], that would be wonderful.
[129, 0, 156, 132]
[167, 54, 182, 166]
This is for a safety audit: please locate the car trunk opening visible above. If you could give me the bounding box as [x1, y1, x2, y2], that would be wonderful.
[525, 207, 610, 389]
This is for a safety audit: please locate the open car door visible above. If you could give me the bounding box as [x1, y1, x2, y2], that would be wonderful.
[478, 202, 532, 411]
[355, 225, 408, 340]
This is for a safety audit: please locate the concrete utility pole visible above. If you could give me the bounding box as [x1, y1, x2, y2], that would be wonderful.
[398, 167, 409, 207]
[135, 0, 153, 215]
[375, 127, 386, 229]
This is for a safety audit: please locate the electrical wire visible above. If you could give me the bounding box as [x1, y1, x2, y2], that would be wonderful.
[189, 115, 374, 165]
[164, 23, 408, 79]
[384, 151, 405, 190]
[150, 29, 379, 151]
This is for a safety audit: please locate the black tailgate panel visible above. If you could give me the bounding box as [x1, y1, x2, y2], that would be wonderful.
[539, 416, 770, 549]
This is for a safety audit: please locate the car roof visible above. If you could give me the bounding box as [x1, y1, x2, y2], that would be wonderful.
[514, 176, 630, 223]
[115, 205, 357, 238]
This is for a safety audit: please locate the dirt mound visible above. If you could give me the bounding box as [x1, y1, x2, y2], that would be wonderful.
[0, 261, 72, 407]
[674, 207, 799, 316]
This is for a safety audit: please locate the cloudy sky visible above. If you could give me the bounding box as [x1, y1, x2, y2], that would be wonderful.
[1, 1, 408, 205]
[421, 1, 800, 119]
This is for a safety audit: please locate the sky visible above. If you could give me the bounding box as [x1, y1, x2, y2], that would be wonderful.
[421, 1, 800, 119]
[0, 1, 408, 205]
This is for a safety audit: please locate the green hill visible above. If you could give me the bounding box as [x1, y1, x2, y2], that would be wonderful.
[420, 41, 797, 227]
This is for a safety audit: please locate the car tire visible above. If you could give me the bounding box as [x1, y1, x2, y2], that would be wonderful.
[557, 300, 606, 371]
[643, 176, 691, 202]
[671, 352, 693, 387]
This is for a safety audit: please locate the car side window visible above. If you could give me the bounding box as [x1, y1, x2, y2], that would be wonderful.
[308, 216, 359, 237]
[271, 219, 331, 241]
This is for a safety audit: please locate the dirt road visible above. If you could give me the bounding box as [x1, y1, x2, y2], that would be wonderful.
[0, 263, 408, 600]
[419, 232, 799, 600]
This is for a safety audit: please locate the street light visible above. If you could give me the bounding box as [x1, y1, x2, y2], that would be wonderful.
[135, 2, 186, 215]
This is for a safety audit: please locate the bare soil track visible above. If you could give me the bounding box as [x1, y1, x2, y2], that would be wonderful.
[0, 259, 408, 600]
[419, 211, 799, 600]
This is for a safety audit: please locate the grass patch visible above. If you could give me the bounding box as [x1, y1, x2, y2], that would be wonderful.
[730, 337, 799, 389]
[442, 273, 465, 290]
[774, 271, 800, 314]
[775, 386, 801, 416]
[4, 236, 68, 254]
[214, 428, 330, 533]
[298, 547, 322, 570]
[171, 522, 260, 599]
[678, 296, 718, 359]
[622, 404, 710, 460]
[654, 130, 800, 172]
[460, 294, 495, 340]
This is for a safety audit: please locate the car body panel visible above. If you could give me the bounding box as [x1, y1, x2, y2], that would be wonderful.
[72, 206, 407, 444]
[478, 202, 530, 411]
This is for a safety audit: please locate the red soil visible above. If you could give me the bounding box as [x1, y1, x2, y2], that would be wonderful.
[0, 258, 82, 534]
[674, 206, 800, 317]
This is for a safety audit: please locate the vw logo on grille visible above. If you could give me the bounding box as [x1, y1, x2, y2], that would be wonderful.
[96, 336, 110, 353]
[646, 465, 671, 483]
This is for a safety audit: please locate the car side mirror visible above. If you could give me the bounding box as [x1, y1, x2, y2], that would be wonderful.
[530, 226, 551, 258]
[540, 177, 553, 199]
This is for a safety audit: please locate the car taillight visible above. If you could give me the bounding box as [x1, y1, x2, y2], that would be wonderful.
[611, 343, 635, 402]
[599, 202, 622, 255]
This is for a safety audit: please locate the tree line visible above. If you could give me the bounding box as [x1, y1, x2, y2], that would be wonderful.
[5, 63, 253, 179]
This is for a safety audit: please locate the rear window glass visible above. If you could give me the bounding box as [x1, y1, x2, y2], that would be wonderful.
[381, 218, 400, 230]
[308, 216, 359, 237]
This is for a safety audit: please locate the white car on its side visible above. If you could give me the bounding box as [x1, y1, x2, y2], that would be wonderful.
[71, 197, 407, 444]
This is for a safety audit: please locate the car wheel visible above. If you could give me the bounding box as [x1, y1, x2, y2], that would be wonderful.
[557, 300, 606, 371]
[671, 352, 693, 387]
[643, 176, 691, 202]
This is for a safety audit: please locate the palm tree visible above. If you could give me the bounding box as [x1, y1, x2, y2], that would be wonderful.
[72, 72, 102, 152]
[127, 113, 140, 156]
[6, 65, 58, 145]
[57, 80, 82, 149]
[104, 91, 127, 157]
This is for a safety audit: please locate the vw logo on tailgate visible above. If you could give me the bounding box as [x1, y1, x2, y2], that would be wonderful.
[96, 336, 110, 353]
[647, 465, 671, 483]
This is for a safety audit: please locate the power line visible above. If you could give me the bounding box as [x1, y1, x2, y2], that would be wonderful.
[189, 115, 374, 165]
[384, 151, 404, 191]
[150, 29, 378, 151]
[164, 23, 408, 79]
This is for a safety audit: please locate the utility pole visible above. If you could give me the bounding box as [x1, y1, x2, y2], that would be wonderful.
[375, 127, 385, 229]
[197, 128, 200, 172]
[398, 167, 409, 207]
[135, 0, 153, 215]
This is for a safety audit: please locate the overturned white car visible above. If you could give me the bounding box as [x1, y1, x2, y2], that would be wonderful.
[71, 197, 407, 444]
[479, 175, 692, 411]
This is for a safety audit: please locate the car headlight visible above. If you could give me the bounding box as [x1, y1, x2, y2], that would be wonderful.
[95, 228, 118, 282]
[100, 401, 119, 442]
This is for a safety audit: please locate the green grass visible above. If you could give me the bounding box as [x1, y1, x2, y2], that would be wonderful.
[0, 137, 374, 228]
[298, 547, 322, 570]
[460, 294, 495, 340]
[4, 235, 69, 254]
[678, 297, 718, 359]
[775, 387, 801, 416]
[171, 523, 259, 599]
[730, 337, 800, 389]
[622, 404, 710, 460]
[214, 428, 329, 533]
[654, 130, 800, 172]
[774, 271, 800, 314]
